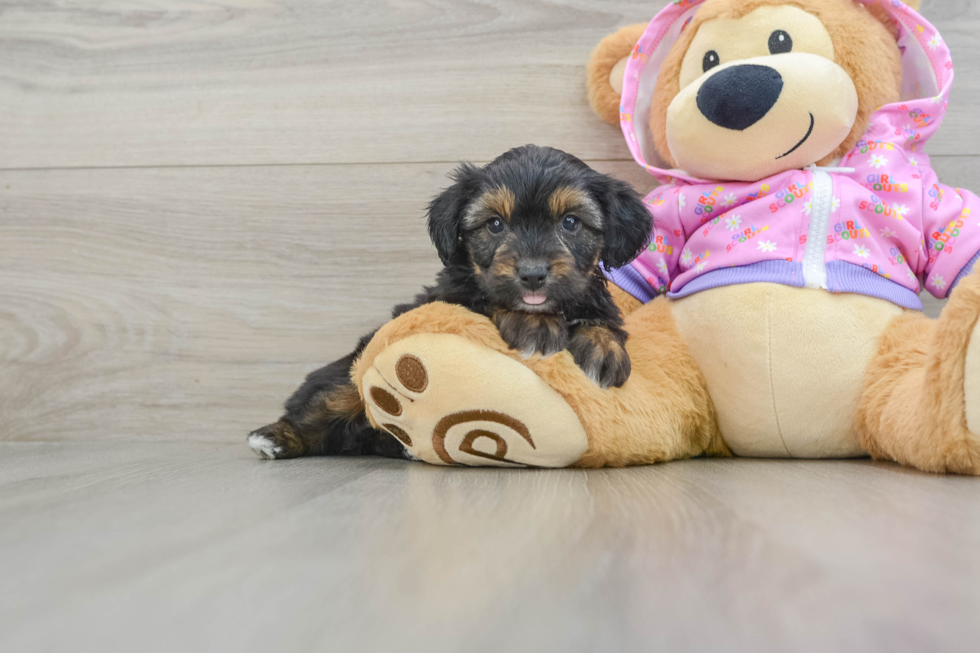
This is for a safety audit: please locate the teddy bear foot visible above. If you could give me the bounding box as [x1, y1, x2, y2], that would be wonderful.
[359, 333, 589, 467]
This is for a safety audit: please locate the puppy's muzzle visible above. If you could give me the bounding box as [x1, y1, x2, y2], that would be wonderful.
[518, 262, 550, 291]
[697, 64, 784, 131]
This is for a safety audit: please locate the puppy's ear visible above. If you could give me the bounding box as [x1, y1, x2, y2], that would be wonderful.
[588, 174, 652, 269]
[427, 162, 484, 265]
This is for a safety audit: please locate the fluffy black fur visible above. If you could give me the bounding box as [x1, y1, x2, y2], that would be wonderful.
[248, 145, 652, 460]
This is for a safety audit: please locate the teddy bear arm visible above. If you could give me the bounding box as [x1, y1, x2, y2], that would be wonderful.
[352, 300, 721, 467]
[914, 175, 980, 299]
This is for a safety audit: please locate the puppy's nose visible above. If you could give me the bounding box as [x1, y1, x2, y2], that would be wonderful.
[696, 64, 783, 131]
[518, 263, 549, 290]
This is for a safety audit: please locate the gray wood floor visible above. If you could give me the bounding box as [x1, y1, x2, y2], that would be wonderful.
[2, 442, 979, 653]
[2, 1, 979, 650]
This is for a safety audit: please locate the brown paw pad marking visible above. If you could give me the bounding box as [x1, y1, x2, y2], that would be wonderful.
[432, 409, 534, 465]
[383, 423, 412, 447]
[395, 354, 428, 393]
[370, 386, 402, 416]
[459, 430, 506, 461]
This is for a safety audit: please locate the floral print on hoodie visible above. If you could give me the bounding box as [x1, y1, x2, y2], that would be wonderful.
[606, 0, 980, 310]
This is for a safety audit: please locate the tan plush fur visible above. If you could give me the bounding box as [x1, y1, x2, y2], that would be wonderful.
[609, 283, 644, 317]
[856, 269, 980, 475]
[571, 297, 730, 466]
[352, 273, 980, 473]
[352, 300, 727, 467]
[672, 283, 903, 458]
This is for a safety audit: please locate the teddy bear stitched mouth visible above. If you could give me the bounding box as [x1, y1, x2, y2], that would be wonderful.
[776, 112, 815, 160]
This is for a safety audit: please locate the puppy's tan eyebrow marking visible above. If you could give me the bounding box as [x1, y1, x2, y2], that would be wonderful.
[483, 186, 516, 222]
[550, 186, 603, 229]
[549, 186, 588, 217]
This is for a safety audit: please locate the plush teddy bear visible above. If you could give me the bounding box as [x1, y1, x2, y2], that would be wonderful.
[350, 0, 980, 474]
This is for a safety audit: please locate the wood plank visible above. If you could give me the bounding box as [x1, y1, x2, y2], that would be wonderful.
[0, 160, 653, 442]
[1, 443, 979, 652]
[1, 0, 978, 169]
[3, 157, 978, 442]
[2, 156, 976, 443]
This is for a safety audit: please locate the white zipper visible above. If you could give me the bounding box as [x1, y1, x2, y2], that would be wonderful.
[801, 166, 839, 290]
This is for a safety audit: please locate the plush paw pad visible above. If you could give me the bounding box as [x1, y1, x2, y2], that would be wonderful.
[361, 333, 588, 467]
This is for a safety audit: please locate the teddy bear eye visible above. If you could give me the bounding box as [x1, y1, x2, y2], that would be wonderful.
[768, 30, 793, 55]
[702, 50, 720, 73]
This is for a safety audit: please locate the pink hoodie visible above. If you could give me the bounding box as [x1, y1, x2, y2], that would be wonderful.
[605, 0, 980, 310]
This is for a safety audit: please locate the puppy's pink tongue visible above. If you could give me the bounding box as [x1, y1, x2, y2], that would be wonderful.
[523, 293, 547, 306]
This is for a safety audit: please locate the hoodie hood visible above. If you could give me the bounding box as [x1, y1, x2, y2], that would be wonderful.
[620, 0, 953, 186]
[604, 0, 980, 312]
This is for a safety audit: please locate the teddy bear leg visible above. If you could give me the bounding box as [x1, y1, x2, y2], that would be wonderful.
[352, 302, 590, 467]
[856, 270, 980, 475]
[352, 300, 723, 467]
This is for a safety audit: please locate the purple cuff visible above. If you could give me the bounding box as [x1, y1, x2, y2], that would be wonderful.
[825, 262, 922, 310]
[949, 249, 980, 294]
[602, 262, 659, 303]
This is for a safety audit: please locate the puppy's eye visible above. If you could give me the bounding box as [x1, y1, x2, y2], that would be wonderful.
[486, 217, 505, 234]
[768, 30, 792, 54]
[703, 50, 720, 73]
[562, 215, 580, 232]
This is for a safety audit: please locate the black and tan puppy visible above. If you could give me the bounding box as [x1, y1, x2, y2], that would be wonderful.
[248, 145, 652, 460]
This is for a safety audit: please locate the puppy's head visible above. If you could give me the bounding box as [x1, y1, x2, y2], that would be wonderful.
[428, 145, 651, 312]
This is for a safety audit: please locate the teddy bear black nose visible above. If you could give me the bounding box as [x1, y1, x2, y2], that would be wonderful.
[696, 64, 784, 131]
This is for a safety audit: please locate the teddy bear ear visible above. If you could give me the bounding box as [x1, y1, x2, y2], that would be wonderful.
[865, 0, 921, 38]
[586, 23, 648, 126]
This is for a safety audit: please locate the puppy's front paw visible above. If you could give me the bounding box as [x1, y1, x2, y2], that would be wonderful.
[494, 311, 568, 358]
[569, 326, 631, 389]
[247, 420, 305, 459]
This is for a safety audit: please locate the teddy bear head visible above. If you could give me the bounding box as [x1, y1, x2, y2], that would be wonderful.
[589, 0, 922, 182]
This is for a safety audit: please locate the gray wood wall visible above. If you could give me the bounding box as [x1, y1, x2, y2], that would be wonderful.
[0, 0, 971, 443]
